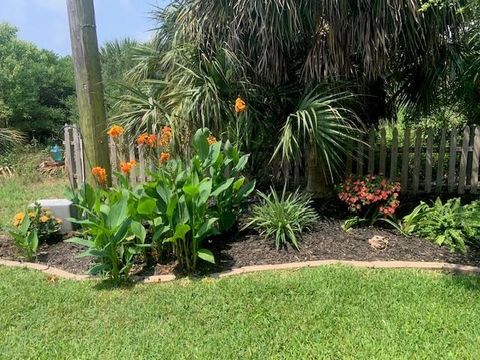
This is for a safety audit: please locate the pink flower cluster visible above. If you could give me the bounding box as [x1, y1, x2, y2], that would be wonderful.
[338, 175, 401, 217]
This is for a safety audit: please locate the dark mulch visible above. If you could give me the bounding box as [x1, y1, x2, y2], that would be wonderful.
[0, 235, 92, 274]
[1, 195, 479, 276]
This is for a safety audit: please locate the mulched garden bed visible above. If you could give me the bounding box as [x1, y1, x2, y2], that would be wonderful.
[1, 196, 479, 276]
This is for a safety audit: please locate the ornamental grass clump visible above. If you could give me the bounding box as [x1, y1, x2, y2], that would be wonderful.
[246, 188, 319, 250]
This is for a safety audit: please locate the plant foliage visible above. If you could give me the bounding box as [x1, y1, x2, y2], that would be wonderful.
[247, 188, 319, 250]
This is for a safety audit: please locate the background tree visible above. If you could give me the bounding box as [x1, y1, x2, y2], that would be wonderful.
[0, 23, 76, 143]
[112, 0, 472, 195]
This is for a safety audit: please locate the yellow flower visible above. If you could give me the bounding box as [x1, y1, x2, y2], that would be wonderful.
[107, 125, 124, 138]
[235, 97, 246, 113]
[40, 215, 49, 223]
[55, 218, 63, 224]
[13, 212, 25, 227]
[28, 212, 35, 218]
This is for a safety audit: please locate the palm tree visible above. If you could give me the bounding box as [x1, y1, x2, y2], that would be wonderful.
[115, 0, 468, 195]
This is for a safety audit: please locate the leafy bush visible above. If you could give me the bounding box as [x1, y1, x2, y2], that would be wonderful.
[69, 127, 254, 277]
[68, 187, 149, 282]
[246, 188, 319, 250]
[142, 128, 255, 272]
[337, 175, 401, 230]
[399, 198, 480, 253]
[8, 203, 62, 260]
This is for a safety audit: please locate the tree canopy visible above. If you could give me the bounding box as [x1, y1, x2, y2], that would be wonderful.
[0, 23, 76, 142]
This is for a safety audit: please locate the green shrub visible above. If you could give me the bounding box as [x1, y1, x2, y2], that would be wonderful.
[68, 128, 255, 277]
[68, 186, 149, 282]
[246, 188, 319, 250]
[400, 198, 480, 253]
[142, 128, 255, 272]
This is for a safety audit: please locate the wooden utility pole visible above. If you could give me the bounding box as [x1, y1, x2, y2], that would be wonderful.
[67, 0, 111, 185]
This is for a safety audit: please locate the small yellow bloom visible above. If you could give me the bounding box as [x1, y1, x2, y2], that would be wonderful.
[28, 212, 35, 218]
[13, 212, 25, 227]
[235, 97, 246, 113]
[40, 215, 49, 223]
[55, 218, 63, 224]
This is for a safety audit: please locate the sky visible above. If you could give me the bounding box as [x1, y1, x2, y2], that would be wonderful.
[0, 0, 169, 56]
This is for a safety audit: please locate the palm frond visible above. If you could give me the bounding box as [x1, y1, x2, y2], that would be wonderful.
[273, 90, 364, 182]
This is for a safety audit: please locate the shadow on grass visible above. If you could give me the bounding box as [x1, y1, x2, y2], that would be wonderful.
[93, 278, 137, 291]
[440, 271, 480, 292]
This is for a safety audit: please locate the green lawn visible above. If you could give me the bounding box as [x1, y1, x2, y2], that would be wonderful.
[0, 177, 68, 231]
[0, 266, 479, 359]
[1, 148, 69, 231]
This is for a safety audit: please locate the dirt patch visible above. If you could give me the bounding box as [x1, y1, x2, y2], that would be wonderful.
[0, 235, 92, 274]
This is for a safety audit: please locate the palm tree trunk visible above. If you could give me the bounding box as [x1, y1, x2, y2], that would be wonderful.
[306, 147, 331, 198]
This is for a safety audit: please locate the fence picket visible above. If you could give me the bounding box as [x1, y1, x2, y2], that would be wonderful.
[412, 128, 422, 193]
[448, 129, 457, 193]
[471, 127, 480, 193]
[458, 126, 470, 194]
[367, 128, 375, 174]
[72, 126, 84, 187]
[389, 127, 398, 181]
[435, 129, 447, 193]
[424, 128, 433, 193]
[401, 127, 410, 191]
[129, 142, 136, 186]
[139, 145, 146, 183]
[63, 126, 76, 187]
[379, 128, 386, 175]
[357, 134, 364, 175]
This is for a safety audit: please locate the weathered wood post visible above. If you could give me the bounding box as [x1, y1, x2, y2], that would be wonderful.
[67, 0, 111, 185]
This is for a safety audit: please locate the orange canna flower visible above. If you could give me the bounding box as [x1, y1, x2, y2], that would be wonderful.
[207, 135, 217, 145]
[159, 126, 172, 147]
[136, 133, 149, 145]
[159, 152, 170, 164]
[146, 134, 157, 148]
[120, 160, 137, 174]
[91, 166, 107, 185]
[107, 125, 124, 138]
[235, 97, 246, 113]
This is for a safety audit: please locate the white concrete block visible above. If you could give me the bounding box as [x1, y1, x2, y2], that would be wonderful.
[30, 199, 75, 234]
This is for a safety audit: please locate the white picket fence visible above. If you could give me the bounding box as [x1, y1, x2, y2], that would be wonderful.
[346, 126, 480, 194]
[64, 125, 480, 194]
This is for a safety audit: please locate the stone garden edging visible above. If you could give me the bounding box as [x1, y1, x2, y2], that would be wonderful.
[2, 258, 480, 283]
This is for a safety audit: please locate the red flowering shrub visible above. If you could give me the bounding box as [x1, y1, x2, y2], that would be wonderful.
[337, 175, 401, 218]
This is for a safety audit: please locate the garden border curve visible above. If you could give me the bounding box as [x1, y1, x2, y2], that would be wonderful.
[1, 259, 480, 283]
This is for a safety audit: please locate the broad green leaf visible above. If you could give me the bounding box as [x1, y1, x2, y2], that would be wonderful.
[195, 217, 219, 240]
[193, 128, 210, 159]
[212, 178, 234, 197]
[232, 177, 245, 192]
[174, 223, 191, 240]
[137, 197, 157, 215]
[183, 184, 199, 197]
[197, 248, 215, 264]
[65, 237, 95, 248]
[107, 196, 128, 228]
[130, 221, 146, 243]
